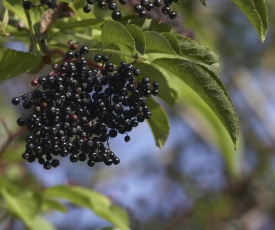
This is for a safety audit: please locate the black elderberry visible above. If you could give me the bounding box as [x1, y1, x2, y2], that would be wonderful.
[94, 54, 102, 62]
[13, 43, 159, 169]
[162, 6, 170, 14]
[86, 0, 95, 4]
[140, 0, 149, 7]
[83, 5, 91, 13]
[80, 46, 89, 54]
[153, 0, 162, 7]
[12, 97, 20, 105]
[134, 4, 142, 12]
[43, 161, 52, 170]
[23, 0, 32, 10]
[111, 11, 122, 20]
[98, 0, 106, 9]
[108, 2, 117, 10]
[169, 11, 177, 19]
[51, 159, 60, 167]
[101, 55, 109, 62]
[119, 0, 127, 4]
[124, 135, 130, 142]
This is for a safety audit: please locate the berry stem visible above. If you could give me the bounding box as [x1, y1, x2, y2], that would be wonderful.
[22, 1, 41, 54]
[42, 48, 66, 63]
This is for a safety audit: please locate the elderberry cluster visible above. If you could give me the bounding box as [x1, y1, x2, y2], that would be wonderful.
[23, 0, 56, 10]
[83, 0, 177, 20]
[12, 43, 159, 170]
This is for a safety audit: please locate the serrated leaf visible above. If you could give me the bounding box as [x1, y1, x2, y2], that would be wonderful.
[45, 185, 130, 230]
[144, 31, 176, 55]
[176, 35, 219, 65]
[161, 32, 181, 55]
[125, 24, 145, 55]
[1, 189, 42, 227]
[134, 62, 177, 107]
[0, 49, 41, 81]
[231, 0, 268, 42]
[101, 21, 135, 53]
[146, 98, 170, 148]
[152, 58, 239, 147]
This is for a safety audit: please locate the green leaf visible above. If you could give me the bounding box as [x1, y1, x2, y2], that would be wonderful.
[231, 0, 268, 42]
[45, 185, 130, 230]
[1, 188, 42, 227]
[41, 197, 67, 213]
[146, 98, 170, 148]
[3, 1, 28, 26]
[125, 24, 146, 55]
[176, 35, 219, 65]
[134, 61, 177, 107]
[0, 9, 9, 36]
[152, 58, 239, 147]
[0, 48, 41, 81]
[54, 18, 104, 30]
[101, 21, 135, 53]
[29, 216, 57, 230]
[144, 31, 176, 55]
[161, 32, 181, 55]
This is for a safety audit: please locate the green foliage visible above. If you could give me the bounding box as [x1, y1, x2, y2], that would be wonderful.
[231, 0, 268, 42]
[0, 0, 270, 228]
[45, 185, 130, 230]
[0, 48, 41, 80]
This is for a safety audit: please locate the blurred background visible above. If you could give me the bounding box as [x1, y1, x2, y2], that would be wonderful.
[1, 0, 275, 229]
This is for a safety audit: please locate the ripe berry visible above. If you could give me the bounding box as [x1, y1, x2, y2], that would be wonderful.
[101, 55, 109, 62]
[12, 42, 159, 169]
[23, 1, 32, 10]
[12, 97, 20, 105]
[83, 5, 91, 13]
[80, 45, 89, 54]
[124, 135, 130, 142]
[108, 2, 117, 10]
[162, 6, 170, 14]
[94, 54, 102, 62]
[111, 11, 122, 20]
[169, 11, 177, 19]
[119, 0, 127, 4]
[43, 161, 52, 170]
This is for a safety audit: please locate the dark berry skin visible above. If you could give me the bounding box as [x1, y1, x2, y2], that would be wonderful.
[162, 6, 170, 15]
[124, 135, 130, 142]
[83, 5, 91, 13]
[101, 55, 109, 62]
[134, 4, 142, 12]
[12, 43, 160, 169]
[94, 54, 102, 62]
[86, 0, 95, 4]
[169, 11, 177, 19]
[12, 97, 20, 105]
[43, 161, 52, 170]
[119, 0, 127, 5]
[111, 11, 122, 21]
[23, 1, 32, 10]
[80, 45, 89, 54]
